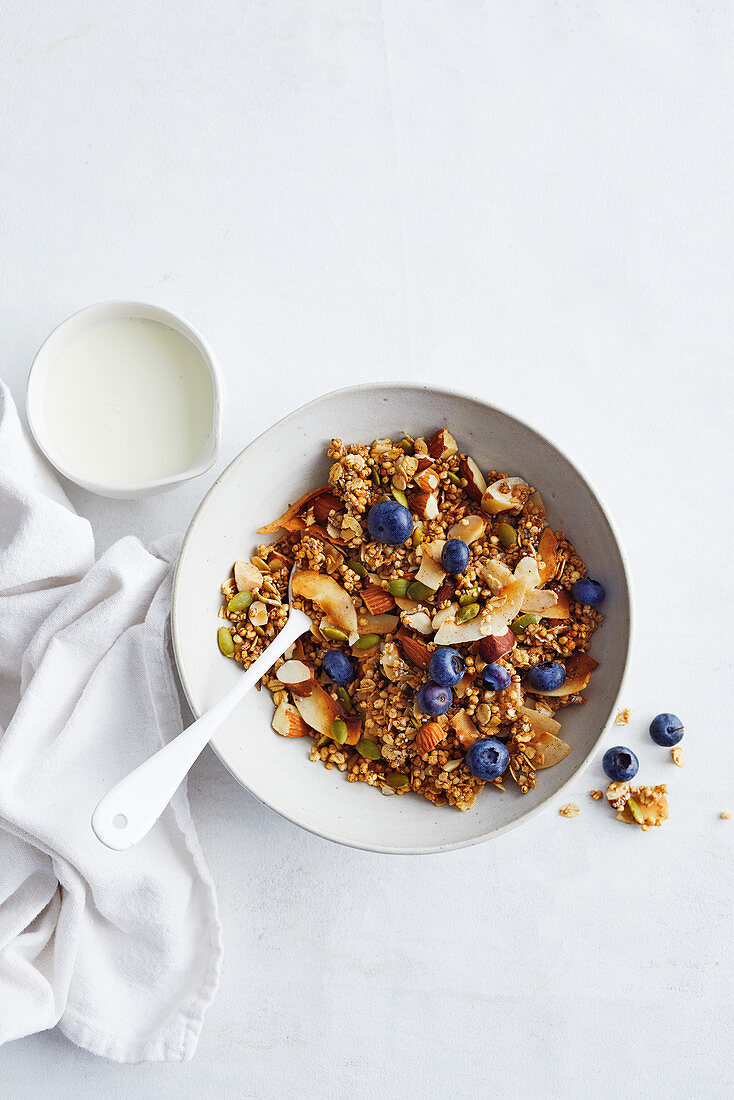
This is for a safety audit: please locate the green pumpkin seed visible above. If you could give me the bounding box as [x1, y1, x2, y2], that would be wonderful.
[456, 602, 480, 623]
[386, 772, 410, 789]
[331, 719, 348, 744]
[412, 524, 424, 547]
[355, 634, 380, 650]
[458, 588, 481, 606]
[497, 522, 517, 548]
[408, 580, 436, 602]
[217, 626, 235, 657]
[227, 591, 253, 614]
[387, 578, 411, 598]
[512, 613, 540, 635]
[446, 470, 463, 487]
[347, 559, 367, 579]
[627, 798, 644, 824]
[371, 466, 381, 486]
[321, 625, 349, 643]
[399, 439, 413, 453]
[392, 487, 409, 508]
[335, 685, 354, 713]
[377, 493, 391, 505]
[356, 737, 382, 760]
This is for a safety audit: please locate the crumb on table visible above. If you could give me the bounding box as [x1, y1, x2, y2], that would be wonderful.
[671, 746, 684, 767]
[589, 789, 603, 800]
[560, 802, 580, 817]
[722, 811, 731, 820]
[615, 708, 631, 725]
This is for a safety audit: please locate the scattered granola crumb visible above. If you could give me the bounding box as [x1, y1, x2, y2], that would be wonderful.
[671, 746, 684, 768]
[615, 707, 631, 725]
[560, 802, 580, 817]
[606, 782, 668, 828]
[589, 789, 603, 800]
[722, 811, 731, 820]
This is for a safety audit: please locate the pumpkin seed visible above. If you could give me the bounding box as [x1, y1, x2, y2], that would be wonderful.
[227, 591, 253, 614]
[458, 588, 480, 606]
[456, 602, 480, 623]
[347, 559, 367, 579]
[217, 626, 235, 657]
[371, 466, 381, 486]
[387, 577, 411, 598]
[412, 524, 424, 547]
[497, 522, 517, 548]
[356, 737, 382, 760]
[321, 625, 349, 643]
[335, 685, 354, 713]
[251, 555, 270, 572]
[386, 771, 409, 789]
[408, 580, 435, 602]
[446, 471, 463, 487]
[627, 798, 644, 824]
[355, 633, 380, 650]
[331, 719, 348, 744]
[512, 613, 540, 635]
[377, 494, 391, 505]
[399, 438, 413, 453]
[391, 487, 409, 508]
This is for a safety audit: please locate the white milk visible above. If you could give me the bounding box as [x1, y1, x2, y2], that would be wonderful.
[43, 317, 215, 485]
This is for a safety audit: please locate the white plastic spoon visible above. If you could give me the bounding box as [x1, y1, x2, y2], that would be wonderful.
[92, 569, 312, 850]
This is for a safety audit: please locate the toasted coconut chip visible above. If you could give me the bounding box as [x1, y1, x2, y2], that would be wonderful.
[276, 659, 316, 697]
[292, 570, 358, 637]
[432, 602, 458, 630]
[401, 609, 433, 635]
[359, 612, 400, 635]
[415, 540, 446, 589]
[447, 514, 486, 544]
[528, 489, 546, 520]
[531, 730, 572, 769]
[381, 639, 410, 682]
[394, 595, 422, 613]
[537, 527, 558, 582]
[272, 701, 310, 738]
[514, 555, 542, 590]
[481, 476, 528, 515]
[521, 588, 559, 615]
[532, 652, 599, 697]
[257, 485, 331, 535]
[519, 705, 561, 737]
[343, 714, 363, 745]
[452, 673, 473, 699]
[292, 682, 344, 735]
[433, 562, 532, 645]
[477, 558, 512, 589]
[312, 491, 343, 525]
[234, 560, 264, 592]
[539, 589, 571, 620]
[449, 708, 480, 750]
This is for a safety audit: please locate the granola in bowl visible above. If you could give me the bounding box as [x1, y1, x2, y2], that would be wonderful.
[217, 429, 605, 812]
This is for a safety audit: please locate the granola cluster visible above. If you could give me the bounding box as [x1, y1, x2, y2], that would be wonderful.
[218, 429, 604, 811]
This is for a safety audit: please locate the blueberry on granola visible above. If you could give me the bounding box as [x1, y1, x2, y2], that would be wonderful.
[602, 745, 639, 782]
[321, 649, 354, 685]
[441, 538, 470, 575]
[416, 681, 452, 716]
[649, 713, 684, 746]
[571, 577, 605, 606]
[466, 737, 510, 781]
[366, 500, 413, 545]
[527, 660, 566, 692]
[480, 662, 511, 691]
[428, 647, 465, 688]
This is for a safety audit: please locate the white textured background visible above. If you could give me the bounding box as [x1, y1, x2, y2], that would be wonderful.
[1, 1, 732, 1097]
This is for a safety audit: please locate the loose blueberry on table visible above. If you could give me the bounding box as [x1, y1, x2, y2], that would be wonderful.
[602, 745, 639, 782]
[366, 500, 414, 545]
[428, 647, 465, 688]
[649, 713, 684, 746]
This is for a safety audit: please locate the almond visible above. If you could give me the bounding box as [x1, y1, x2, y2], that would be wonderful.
[435, 581, 455, 604]
[459, 456, 487, 502]
[410, 490, 439, 520]
[414, 467, 440, 494]
[480, 476, 529, 516]
[477, 629, 516, 663]
[415, 454, 435, 472]
[449, 708, 480, 750]
[276, 659, 316, 697]
[312, 491, 343, 525]
[360, 585, 396, 615]
[415, 720, 444, 755]
[396, 627, 432, 670]
[426, 428, 459, 460]
[272, 701, 310, 738]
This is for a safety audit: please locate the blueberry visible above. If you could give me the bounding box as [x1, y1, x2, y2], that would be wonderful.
[366, 500, 414, 545]
[321, 649, 354, 685]
[571, 577, 605, 606]
[602, 745, 639, 782]
[527, 660, 566, 692]
[428, 647, 465, 688]
[441, 538, 470, 575]
[649, 712, 684, 747]
[415, 681, 452, 716]
[480, 662, 511, 691]
[466, 737, 510, 781]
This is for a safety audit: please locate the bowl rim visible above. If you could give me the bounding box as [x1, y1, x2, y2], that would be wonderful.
[26, 299, 222, 497]
[172, 381, 634, 854]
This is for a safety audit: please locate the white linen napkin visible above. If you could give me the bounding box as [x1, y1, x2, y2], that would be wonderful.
[0, 381, 222, 1062]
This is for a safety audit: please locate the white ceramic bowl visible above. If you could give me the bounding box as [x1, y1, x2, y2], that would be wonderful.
[172, 384, 632, 854]
[26, 300, 222, 499]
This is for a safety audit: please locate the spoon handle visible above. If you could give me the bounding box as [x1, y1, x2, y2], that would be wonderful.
[92, 608, 311, 850]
